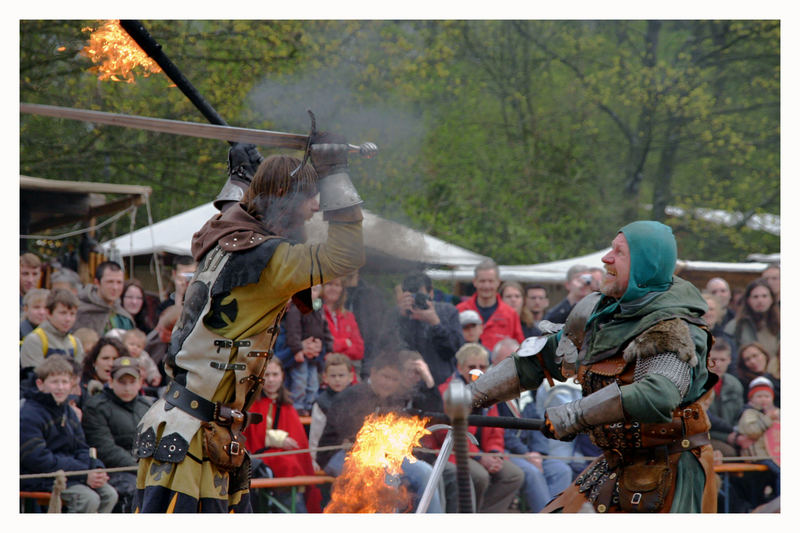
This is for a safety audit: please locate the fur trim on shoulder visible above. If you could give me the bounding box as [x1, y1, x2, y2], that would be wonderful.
[622, 318, 698, 367]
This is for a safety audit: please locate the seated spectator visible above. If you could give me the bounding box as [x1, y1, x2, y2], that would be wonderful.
[121, 328, 161, 388]
[459, 310, 485, 347]
[491, 339, 572, 512]
[500, 281, 541, 338]
[121, 279, 155, 334]
[702, 290, 738, 370]
[317, 350, 443, 513]
[20, 288, 49, 340]
[378, 271, 464, 386]
[50, 268, 82, 296]
[74, 261, 134, 336]
[243, 359, 322, 513]
[79, 337, 127, 405]
[435, 343, 524, 513]
[82, 356, 153, 512]
[736, 377, 780, 509]
[322, 277, 364, 380]
[724, 278, 780, 361]
[308, 353, 353, 471]
[20, 289, 84, 386]
[155, 255, 196, 317]
[73, 328, 99, 361]
[706, 276, 736, 328]
[343, 269, 388, 380]
[735, 342, 780, 407]
[543, 265, 593, 324]
[456, 259, 524, 351]
[524, 284, 550, 328]
[20, 252, 42, 313]
[707, 339, 745, 457]
[20, 355, 118, 513]
[282, 284, 332, 415]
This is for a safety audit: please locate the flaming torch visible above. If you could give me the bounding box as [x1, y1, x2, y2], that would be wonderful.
[324, 413, 430, 513]
[81, 20, 162, 83]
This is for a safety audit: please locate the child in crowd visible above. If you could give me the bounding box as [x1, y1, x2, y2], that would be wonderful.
[20, 289, 84, 384]
[20, 355, 118, 513]
[735, 376, 780, 508]
[121, 328, 161, 387]
[459, 310, 485, 346]
[282, 284, 333, 415]
[322, 277, 364, 380]
[243, 359, 321, 513]
[82, 356, 153, 512]
[308, 353, 353, 470]
[20, 288, 49, 339]
[73, 328, 100, 359]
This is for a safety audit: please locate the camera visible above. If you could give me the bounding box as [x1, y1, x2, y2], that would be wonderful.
[181, 272, 194, 281]
[412, 292, 431, 310]
[579, 273, 593, 286]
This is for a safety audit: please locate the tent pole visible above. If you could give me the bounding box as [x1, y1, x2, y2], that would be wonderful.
[144, 193, 164, 300]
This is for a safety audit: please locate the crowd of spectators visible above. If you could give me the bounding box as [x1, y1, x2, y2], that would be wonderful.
[19, 251, 780, 513]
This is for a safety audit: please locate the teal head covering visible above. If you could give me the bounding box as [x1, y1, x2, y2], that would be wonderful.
[583, 221, 677, 330]
[618, 220, 677, 303]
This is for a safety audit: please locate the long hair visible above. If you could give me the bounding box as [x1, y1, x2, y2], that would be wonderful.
[243, 154, 318, 238]
[122, 278, 154, 332]
[735, 278, 780, 336]
[81, 336, 128, 383]
[500, 280, 535, 327]
[264, 358, 293, 406]
[323, 277, 348, 314]
[736, 341, 774, 383]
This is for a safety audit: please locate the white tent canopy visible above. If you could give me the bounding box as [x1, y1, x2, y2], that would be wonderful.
[101, 203, 488, 269]
[426, 250, 774, 284]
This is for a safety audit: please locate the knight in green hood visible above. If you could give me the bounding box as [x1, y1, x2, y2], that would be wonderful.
[470, 221, 717, 513]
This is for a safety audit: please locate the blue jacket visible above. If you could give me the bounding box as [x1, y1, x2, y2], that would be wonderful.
[496, 392, 550, 456]
[20, 390, 103, 492]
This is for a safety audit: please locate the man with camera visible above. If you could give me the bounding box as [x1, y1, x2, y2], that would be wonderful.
[379, 272, 464, 386]
[542, 264, 594, 324]
[155, 255, 197, 318]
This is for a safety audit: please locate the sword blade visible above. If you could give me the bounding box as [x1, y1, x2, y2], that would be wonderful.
[20, 103, 309, 150]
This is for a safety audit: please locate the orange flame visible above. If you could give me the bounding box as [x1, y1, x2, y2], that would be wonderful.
[80, 20, 162, 83]
[324, 413, 430, 513]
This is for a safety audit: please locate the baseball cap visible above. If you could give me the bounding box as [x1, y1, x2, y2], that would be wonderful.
[111, 356, 141, 380]
[459, 310, 482, 327]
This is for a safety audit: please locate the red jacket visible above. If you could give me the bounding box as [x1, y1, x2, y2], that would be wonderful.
[243, 396, 322, 512]
[429, 375, 505, 463]
[323, 305, 364, 361]
[456, 294, 524, 351]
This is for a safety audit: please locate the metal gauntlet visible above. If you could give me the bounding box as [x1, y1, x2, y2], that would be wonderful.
[545, 381, 624, 440]
[468, 356, 522, 409]
[317, 169, 363, 212]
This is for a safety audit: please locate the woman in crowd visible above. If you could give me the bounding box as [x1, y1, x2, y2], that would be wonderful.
[322, 277, 364, 380]
[80, 337, 128, 404]
[724, 278, 779, 360]
[243, 359, 321, 513]
[701, 290, 738, 371]
[735, 342, 780, 407]
[500, 281, 540, 337]
[121, 279, 154, 334]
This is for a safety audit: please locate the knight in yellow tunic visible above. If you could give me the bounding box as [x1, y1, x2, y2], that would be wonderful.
[133, 136, 365, 512]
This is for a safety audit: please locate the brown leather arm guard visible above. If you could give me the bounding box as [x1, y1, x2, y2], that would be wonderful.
[468, 357, 523, 409]
[544, 381, 625, 440]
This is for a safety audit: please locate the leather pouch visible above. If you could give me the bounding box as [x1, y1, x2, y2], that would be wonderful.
[202, 420, 246, 472]
[618, 462, 671, 512]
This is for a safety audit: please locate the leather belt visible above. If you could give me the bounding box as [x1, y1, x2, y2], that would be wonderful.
[163, 381, 262, 426]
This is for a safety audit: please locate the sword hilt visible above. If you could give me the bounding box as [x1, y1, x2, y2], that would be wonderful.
[311, 142, 379, 159]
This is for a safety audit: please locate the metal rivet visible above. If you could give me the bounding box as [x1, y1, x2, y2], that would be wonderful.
[597, 504, 607, 513]
[173, 391, 180, 398]
[682, 439, 691, 448]
[191, 400, 199, 409]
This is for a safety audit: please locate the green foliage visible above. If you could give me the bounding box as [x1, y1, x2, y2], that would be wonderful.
[20, 20, 779, 264]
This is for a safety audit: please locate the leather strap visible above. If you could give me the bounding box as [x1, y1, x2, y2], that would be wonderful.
[163, 381, 263, 426]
